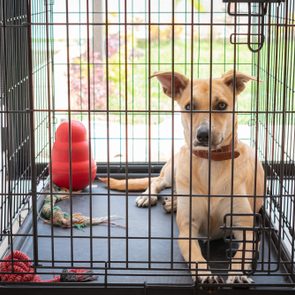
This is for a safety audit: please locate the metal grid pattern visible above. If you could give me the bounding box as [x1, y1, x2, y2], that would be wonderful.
[253, 0, 295, 275]
[0, 0, 294, 293]
[0, 0, 32, 250]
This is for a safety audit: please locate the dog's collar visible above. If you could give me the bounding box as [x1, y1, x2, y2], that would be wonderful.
[192, 143, 240, 161]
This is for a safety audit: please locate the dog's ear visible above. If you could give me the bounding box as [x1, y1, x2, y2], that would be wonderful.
[151, 72, 189, 99]
[221, 70, 257, 95]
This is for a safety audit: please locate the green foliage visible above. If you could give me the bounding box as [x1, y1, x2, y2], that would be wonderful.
[107, 38, 253, 124]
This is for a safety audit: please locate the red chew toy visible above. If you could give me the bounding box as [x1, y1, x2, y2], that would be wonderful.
[0, 250, 97, 282]
[51, 120, 97, 190]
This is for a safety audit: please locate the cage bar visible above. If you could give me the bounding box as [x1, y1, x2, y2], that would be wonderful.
[0, 0, 294, 294]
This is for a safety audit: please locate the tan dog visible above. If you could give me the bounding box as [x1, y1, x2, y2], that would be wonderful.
[100, 70, 264, 285]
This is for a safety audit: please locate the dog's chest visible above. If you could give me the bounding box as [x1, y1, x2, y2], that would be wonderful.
[193, 160, 233, 195]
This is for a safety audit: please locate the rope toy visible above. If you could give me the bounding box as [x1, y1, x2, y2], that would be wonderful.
[41, 184, 123, 229]
[0, 251, 97, 282]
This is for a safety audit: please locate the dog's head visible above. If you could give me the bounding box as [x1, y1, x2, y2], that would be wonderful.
[152, 70, 256, 150]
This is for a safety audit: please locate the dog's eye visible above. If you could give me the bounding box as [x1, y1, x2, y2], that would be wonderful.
[215, 101, 227, 111]
[184, 102, 195, 111]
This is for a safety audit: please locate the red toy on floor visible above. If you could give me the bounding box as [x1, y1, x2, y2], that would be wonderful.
[51, 120, 97, 191]
[0, 250, 97, 282]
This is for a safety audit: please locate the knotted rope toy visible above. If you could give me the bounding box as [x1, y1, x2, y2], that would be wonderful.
[0, 251, 97, 282]
[41, 184, 123, 229]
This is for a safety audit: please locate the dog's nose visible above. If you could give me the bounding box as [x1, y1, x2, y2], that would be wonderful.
[197, 126, 209, 143]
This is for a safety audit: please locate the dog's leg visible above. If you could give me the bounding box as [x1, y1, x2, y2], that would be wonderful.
[176, 188, 223, 284]
[226, 228, 256, 284]
[136, 159, 173, 208]
[226, 198, 257, 284]
[178, 226, 224, 284]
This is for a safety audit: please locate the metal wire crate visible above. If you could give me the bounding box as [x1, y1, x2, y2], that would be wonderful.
[0, 0, 295, 294]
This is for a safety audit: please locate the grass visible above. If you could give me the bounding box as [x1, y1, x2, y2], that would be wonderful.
[106, 38, 254, 125]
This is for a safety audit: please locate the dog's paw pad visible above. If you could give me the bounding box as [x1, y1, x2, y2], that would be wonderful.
[226, 275, 254, 284]
[197, 275, 224, 284]
[135, 195, 157, 207]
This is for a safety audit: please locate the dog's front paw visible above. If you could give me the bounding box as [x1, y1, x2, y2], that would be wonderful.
[135, 195, 157, 207]
[196, 275, 224, 284]
[162, 197, 177, 213]
[226, 275, 254, 285]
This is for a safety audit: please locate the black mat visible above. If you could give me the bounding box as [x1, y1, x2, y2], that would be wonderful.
[19, 181, 292, 285]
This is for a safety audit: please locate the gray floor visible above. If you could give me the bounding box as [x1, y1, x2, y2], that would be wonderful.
[19, 181, 293, 285]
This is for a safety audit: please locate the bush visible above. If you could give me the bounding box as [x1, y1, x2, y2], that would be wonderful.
[69, 34, 120, 111]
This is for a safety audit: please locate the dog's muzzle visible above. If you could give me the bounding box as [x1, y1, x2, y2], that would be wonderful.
[196, 125, 209, 145]
[194, 125, 223, 148]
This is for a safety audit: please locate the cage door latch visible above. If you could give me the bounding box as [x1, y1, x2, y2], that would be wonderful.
[223, 0, 285, 52]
